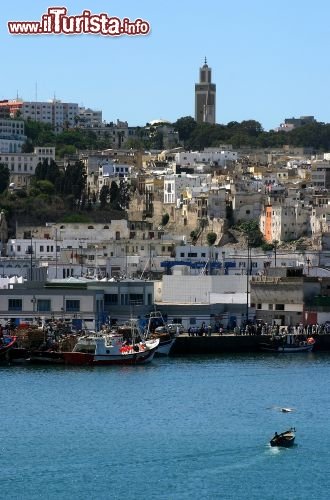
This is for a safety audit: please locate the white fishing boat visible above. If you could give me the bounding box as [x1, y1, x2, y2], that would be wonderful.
[62, 330, 159, 366]
[145, 310, 179, 356]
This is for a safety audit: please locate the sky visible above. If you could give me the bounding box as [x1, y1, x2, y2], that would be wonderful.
[1, 0, 330, 131]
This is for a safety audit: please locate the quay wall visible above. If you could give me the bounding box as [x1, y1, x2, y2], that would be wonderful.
[171, 334, 330, 355]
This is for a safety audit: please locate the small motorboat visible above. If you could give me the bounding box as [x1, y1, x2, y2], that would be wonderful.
[260, 334, 315, 353]
[270, 428, 296, 448]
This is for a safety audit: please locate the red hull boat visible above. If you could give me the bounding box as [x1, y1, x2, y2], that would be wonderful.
[62, 332, 159, 366]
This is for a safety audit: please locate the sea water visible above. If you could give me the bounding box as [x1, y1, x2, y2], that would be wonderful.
[1, 353, 330, 499]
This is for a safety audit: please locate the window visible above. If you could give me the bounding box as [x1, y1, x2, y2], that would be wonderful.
[104, 294, 118, 305]
[121, 294, 129, 305]
[129, 294, 144, 304]
[66, 300, 80, 312]
[8, 299, 22, 311]
[37, 299, 51, 312]
[268, 304, 273, 310]
[275, 304, 285, 311]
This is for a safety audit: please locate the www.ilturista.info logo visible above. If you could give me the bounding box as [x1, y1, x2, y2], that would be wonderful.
[8, 7, 151, 36]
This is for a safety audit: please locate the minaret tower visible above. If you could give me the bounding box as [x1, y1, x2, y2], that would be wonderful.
[195, 57, 216, 124]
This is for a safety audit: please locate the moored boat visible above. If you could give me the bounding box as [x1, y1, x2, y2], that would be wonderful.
[260, 334, 315, 353]
[28, 350, 65, 364]
[62, 331, 159, 366]
[144, 310, 179, 356]
[0, 334, 17, 361]
[270, 428, 296, 447]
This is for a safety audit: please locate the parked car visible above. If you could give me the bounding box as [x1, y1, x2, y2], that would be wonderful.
[167, 323, 184, 334]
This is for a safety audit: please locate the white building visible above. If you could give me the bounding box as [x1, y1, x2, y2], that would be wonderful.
[175, 149, 238, 167]
[21, 99, 79, 132]
[0, 118, 26, 153]
[260, 203, 310, 243]
[163, 173, 211, 204]
[310, 162, 330, 189]
[310, 206, 330, 235]
[0, 147, 55, 189]
[77, 107, 102, 127]
[98, 162, 131, 191]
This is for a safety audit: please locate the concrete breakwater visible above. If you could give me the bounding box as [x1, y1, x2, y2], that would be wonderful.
[171, 333, 330, 355]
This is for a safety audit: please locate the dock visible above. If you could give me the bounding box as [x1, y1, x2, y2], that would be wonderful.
[171, 333, 330, 355]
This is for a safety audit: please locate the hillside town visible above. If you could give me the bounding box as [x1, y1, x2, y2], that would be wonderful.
[1, 60, 330, 333]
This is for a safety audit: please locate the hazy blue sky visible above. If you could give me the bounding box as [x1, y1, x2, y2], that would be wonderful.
[1, 0, 329, 130]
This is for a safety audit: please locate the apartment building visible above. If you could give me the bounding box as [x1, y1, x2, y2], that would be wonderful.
[0, 147, 55, 189]
[0, 118, 26, 153]
[20, 99, 78, 132]
[175, 149, 237, 167]
[311, 162, 330, 189]
[163, 173, 211, 205]
[260, 202, 310, 243]
[76, 107, 102, 127]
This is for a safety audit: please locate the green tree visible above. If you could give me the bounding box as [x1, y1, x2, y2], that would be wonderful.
[237, 220, 264, 247]
[30, 180, 55, 196]
[239, 120, 263, 136]
[173, 116, 197, 143]
[118, 179, 131, 209]
[35, 159, 61, 185]
[0, 164, 10, 194]
[21, 141, 34, 153]
[109, 180, 120, 210]
[124, 138, 145, 150]
[206, 232, 217, 246]
[99, 185, 110, 208]
[59, 161, 86, 207]
[190, 230, 198, 244]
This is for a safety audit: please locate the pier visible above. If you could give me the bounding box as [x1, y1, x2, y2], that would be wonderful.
[171, 333, 330, 355]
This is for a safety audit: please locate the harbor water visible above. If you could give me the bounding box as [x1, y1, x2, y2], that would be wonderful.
[1, 352, 330, 499]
